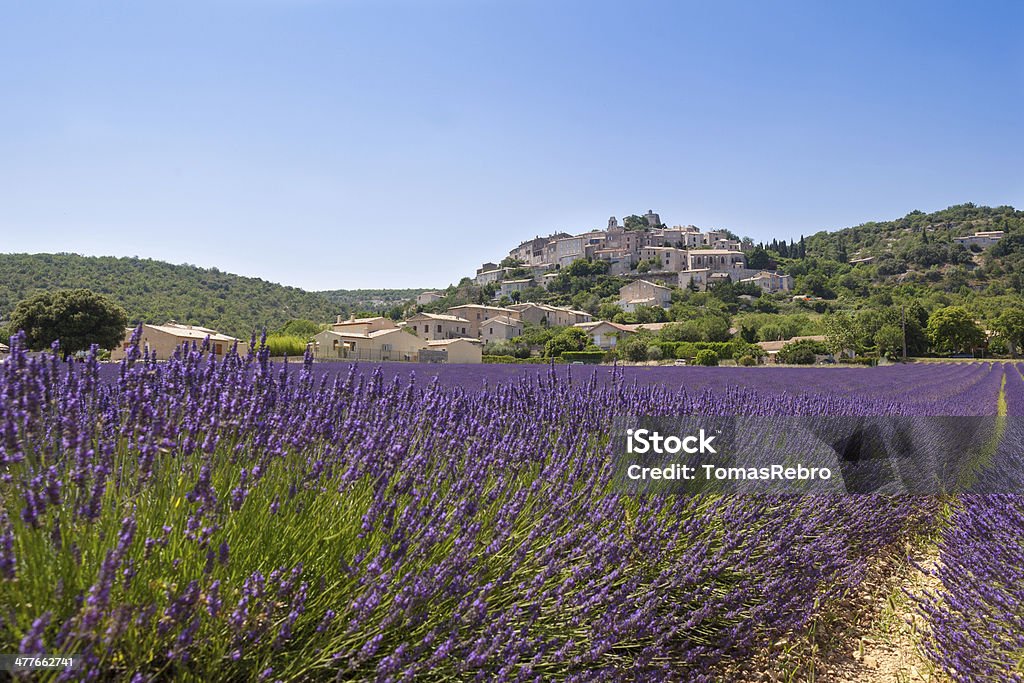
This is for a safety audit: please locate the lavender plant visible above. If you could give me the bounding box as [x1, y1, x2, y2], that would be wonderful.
[0, 333, 1009, 681]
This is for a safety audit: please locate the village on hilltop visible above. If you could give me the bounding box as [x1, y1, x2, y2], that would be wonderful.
[88, 209, 1009, 369]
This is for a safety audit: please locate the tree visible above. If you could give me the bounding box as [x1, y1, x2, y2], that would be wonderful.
[544, 328, 589, 357]
[926, 306, 985, 355]
[694, 349, 718, 366]
[747, 247, 774, 270]
[776, 339, 826, 365]
[623, 215, 648, 231]
[9, 289, 128, 355]
[822, 312, 857, 358]
[875, 324, 904, 361]
[276, 319, 326, 339]
[618, 332, 655, 361]
[991, 309, 1024, 357]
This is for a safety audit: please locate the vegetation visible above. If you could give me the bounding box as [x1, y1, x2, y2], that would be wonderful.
[259, 335, 309, 357]
[8, 289, 128, 354]
[694, 349, 719, 366]
[3, 204, 1024, 361]
[776, 339, 828, 365]
[0, 254, 339, 339]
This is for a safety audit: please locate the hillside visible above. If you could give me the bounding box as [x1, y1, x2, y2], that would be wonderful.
[0, 253, 341, 340]
[317, 288, 427, 313]
[758, 204, 1023, 319]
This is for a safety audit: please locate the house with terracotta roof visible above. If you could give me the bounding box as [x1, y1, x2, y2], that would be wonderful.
[574, 321, 633, 350]
[508, 303, 592, 327]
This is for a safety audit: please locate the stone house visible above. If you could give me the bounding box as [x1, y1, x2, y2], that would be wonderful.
[110, 323, 244, 361]
[405, 313, 473, 340]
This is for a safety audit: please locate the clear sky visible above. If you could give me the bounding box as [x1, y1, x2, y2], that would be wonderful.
[1, 0, 1022, 290]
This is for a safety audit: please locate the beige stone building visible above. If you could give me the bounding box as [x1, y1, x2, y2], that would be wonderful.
[618, 280, 673, 311]
[423, 338, 483, 364]
[638, 246, 688, 271]
[110, 323, 244, 361]
[405, 313, 473, 340]
[508, 303, 592, 327]
[480, 315, 523, 344]
[446, 305, 520, 337]
[687, 249, 747, 272]
[739, 271, 794, 293]
[313, 327, 424, 362]
[415, 291, 444, 306]
[331, 316, 398, 335]
[497, 278, 533, 299]
[677, 268, 712, 291]
[574, 321, 632, 350]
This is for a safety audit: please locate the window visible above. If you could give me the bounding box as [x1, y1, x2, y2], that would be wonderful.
[382, 344, 392, 351]
[436, 324, 441, 333]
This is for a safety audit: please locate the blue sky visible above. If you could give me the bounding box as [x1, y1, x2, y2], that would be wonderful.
[1, 0, 1021, 290]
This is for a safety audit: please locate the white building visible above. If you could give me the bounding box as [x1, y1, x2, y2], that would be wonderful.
[954, 230, 1004, 248]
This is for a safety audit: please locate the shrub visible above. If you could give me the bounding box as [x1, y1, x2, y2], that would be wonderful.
[647, 345, 663, 361]
[694, 349, 718, 366]
[776, 339, 827, 365]
[483, 355, 559, 364]
[561, 351, 605, 364]
[262, 335, 308, 357]
[737, 355, 757, 366]
[839, 356, 878, 366]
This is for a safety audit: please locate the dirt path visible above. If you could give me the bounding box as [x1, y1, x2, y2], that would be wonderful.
[742, 533, 950, 683]
[818, 542, 947, 683]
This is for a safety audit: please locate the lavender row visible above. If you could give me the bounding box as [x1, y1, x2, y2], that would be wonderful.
[0, 335, 1000, 680]
[918, 363, 1024, 682]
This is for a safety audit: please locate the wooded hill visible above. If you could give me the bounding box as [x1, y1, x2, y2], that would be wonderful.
[0, 253, 341, 340]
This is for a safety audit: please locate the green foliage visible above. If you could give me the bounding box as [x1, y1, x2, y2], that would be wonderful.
[260, 335, 308, 357]
[317, 288, 424, 312]
[275, 319, 326, 339]
[926, 306, 985, 355]
[737, 355, 757, 366]
[561, 351, 605, 364]
[544, 328, 589, 358]
[746, 247, 774, 270]
[544, 260, 625, 306]
[8, 288, 128, 353]
[821, 312, 857, 357]
[617, 333, 655, 362]
[776, 339, 827, 365]
[991, 309, 1024, 356]
[693, 349, 719, 366]
[874, 324, 904, 361]
[514, 323, 562, 348]
[483, 355, 557, 364]
[622, 215, 648, 231]
[0, 254, 339, 339]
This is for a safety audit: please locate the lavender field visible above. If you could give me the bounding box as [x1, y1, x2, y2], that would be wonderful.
[1, 334, 1022, 681]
